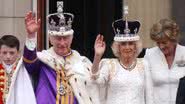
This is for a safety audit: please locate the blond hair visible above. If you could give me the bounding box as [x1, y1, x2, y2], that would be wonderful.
[150, 19, 180, 42]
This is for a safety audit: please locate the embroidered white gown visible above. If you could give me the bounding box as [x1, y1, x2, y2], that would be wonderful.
[95, 58, 153, 104]
[144, 44, 185, 104]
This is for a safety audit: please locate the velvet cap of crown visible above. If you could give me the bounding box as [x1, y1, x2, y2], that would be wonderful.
[47, 1, 74, 36]
[112, 19, 141, 42]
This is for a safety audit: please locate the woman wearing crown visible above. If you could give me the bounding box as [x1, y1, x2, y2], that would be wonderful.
[91, 5, 153, 104]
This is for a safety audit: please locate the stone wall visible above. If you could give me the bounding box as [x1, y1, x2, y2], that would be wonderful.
[0, 0, 184, 50]
[125, 0, 172, 47]
[0, 0, 32, 52]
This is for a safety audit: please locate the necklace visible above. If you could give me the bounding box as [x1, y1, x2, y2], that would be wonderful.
[119, 59, 137, 71]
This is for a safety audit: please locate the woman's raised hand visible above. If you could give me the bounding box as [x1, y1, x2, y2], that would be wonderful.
[94, 34, 106, 57]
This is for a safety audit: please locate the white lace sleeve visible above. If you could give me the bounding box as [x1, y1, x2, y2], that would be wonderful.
[25, 37, 37, 51]
[94, 59, 112, 86]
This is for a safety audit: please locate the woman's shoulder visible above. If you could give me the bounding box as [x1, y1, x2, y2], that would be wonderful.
[137, 58, 147, 64]
[99, 58, 118, 69]
[177, 44, 185, 51]
[101, 58, 118, 63]
[145, 47, 159, 55]
[136, 58, 150, 71]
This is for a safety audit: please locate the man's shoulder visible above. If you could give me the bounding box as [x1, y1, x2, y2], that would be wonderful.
[72, 50, 86, 57]
[0, 64, 3, 69]
[71, 50, 92, 64]
[0, 64, 4, 73]
[0, 64, 5, 82]
[71, 50, 90, 59]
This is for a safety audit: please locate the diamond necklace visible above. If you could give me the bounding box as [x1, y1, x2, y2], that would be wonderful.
[119, 59, 137, 71]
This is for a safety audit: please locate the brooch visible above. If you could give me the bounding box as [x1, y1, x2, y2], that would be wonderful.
[58, 84, 66, 95]
[176, 59, 185, 67]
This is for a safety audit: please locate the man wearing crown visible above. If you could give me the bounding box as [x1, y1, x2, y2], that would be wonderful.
[13, 2, 100, 104]
[0, 35, 21, 104]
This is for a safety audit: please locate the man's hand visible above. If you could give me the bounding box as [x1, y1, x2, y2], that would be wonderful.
[25, 11, 41, 38]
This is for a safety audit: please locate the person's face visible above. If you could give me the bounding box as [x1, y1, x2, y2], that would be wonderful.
[119, 41, 136, 59]
[50, 35, 73, 56]
[155, 38, 176, 56]
[1, 45, 19, 65]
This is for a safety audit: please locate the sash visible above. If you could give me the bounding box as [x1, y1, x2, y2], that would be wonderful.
[6, 58, 36, 104]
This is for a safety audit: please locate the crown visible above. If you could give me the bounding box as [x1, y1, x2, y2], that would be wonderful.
[112, 5, 141, 42]
[47, 1, 74, 36]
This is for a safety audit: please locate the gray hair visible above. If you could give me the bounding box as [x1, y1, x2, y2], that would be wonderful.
[111, 40, 143, 58]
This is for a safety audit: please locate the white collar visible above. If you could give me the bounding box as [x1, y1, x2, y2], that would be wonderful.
[2, 62, 14, 73]
[47, 47, 72, 60]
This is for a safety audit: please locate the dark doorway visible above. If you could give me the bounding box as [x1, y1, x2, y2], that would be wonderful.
[172, 0, 185, 46]
[46, 0, 122, 61]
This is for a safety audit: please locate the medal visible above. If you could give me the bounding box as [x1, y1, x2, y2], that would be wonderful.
[176, 57, 185, 67]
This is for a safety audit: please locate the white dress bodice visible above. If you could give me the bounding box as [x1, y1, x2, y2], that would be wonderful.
[96, 58, 153, 104]
[144, 44, 185, 104]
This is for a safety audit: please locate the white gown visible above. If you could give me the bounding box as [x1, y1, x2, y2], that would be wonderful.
[95, 58, 153, 104]
[144, 44, 185, 104]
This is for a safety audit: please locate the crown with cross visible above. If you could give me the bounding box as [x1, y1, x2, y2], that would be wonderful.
[112, 5, 141, 42]
[47, 1, 74, 36]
